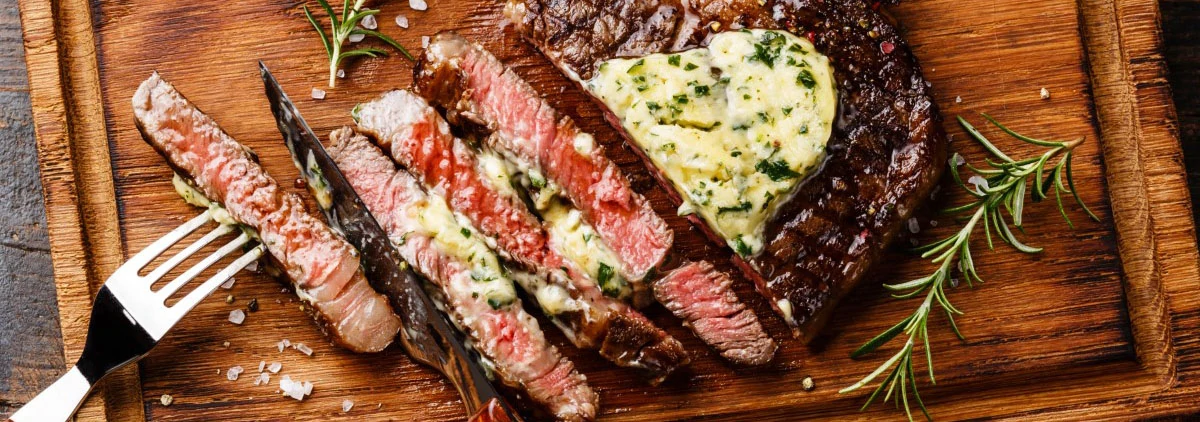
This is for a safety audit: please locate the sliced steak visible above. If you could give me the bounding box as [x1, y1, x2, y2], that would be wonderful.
[132, 73, 402, 353]
[354, 91, 689, 381]
[657, 262, 777, 365]
[506, 0, 949, 341]
[328, 127, 596, 420]
[413, 34, 775, 365]
[415, 32, 672, 282]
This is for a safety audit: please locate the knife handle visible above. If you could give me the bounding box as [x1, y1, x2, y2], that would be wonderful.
[467, 397, 520, 422]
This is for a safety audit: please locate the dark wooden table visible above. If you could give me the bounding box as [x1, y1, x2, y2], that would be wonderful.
[0, 0, 1196, 419]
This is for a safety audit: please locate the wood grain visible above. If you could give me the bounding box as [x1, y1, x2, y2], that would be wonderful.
[11, 0, 1200, 420]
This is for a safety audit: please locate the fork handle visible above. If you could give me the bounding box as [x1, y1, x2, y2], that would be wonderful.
[6, 366, 93, 422]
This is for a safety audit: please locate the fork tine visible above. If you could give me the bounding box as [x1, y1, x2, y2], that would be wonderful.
[155, 231, 256, 301]
[172, 243, 266, 318]
[123, 210, 215, 273]
[144, 223, 236, 285]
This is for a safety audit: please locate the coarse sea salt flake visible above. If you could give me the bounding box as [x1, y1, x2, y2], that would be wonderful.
[294, 343, 314, 356]
[348, 33, 366, 43]
[226, 366, 243, 381]
[258, 361, 266, 373]
[907, 217, 920, 234]
[422, 36, 430, 48]
[409, 0, 427, 10]
[220, 277, 236, 289]
[228, 309, 245, 325]
[311, 88, 326, 100]
[968, 175, 989, 190]
[278, 339, 291, 352]
[395, 15, 409, 28]
[336, 69, 345, 79]
[268, 362, 282, 373]
[361, 14, 378, 30]
[343, 399, 354, 412]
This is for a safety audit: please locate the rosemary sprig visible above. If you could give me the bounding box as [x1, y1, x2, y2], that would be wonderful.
[837, 114, 1099, 420]
[303, 0, 413, 88]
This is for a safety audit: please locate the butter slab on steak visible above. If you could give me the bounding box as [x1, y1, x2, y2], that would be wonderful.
[353, 90, 690, 382]
[133, 73, 402, 353]
[328, 128, 597, 420]
[506, 0, 949, 341]
[415, 33, 776, 365]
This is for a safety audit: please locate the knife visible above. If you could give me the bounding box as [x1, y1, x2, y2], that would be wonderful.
[260, 62, 518, 422]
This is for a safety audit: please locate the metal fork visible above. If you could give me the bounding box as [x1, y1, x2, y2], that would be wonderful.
[5, 210, 265, 422]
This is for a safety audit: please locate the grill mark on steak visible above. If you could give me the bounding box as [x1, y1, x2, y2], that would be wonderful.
[353, 91, 690, 382]
[414, 33, 775, 366]
[507, 0, 949, 341]
[414, 32, 673, 283]
[132, 73, 402, 353]
[327, 128, 597, 420]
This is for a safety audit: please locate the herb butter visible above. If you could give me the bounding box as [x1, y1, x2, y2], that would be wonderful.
[585, 29, 837, 256]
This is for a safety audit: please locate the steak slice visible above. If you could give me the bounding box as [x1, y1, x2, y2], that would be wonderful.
[414, 32, 672, 283]
[353, 90, 690, 382]
[132, 73, 402, 353]
[657, 262, 776, 365]
[414, 33, 775, 365]
[506, 0, 949, 341]
[328, 128, 596, 420]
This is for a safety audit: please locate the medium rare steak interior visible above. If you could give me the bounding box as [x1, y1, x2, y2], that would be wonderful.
[506, 0, 949, 342]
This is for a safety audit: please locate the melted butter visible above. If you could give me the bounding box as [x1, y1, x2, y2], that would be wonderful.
[171, 173, 238, 226]
[585, 29, 837, 256]
[409, 191, 517, 309]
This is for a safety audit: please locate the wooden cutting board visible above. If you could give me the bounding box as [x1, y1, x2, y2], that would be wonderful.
[15, 0, 1200, 420]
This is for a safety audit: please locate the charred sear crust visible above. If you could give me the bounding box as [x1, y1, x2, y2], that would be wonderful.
[508, 0, 949, 341]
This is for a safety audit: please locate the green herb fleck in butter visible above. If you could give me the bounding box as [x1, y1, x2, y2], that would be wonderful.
[585, 29, 837, 256]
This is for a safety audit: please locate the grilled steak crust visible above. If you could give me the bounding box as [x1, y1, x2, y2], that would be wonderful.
[354, 91, 690, 382]
[414, 32, 672, 283]
[328, 128, 597, 420]
[507, 0, 949, 341]
[132, 73, 402, 353]
[416, 33, 775, 365]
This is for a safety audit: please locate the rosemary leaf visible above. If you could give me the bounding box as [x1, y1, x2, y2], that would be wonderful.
[839, 114, 1098, 421]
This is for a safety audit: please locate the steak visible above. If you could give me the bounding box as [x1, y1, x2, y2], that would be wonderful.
[353, 90, 690, 382]
[328, 127, 596, 420]
[506, 0, 949, 341]
[657, 262, 776, 365]
[133, 73, 402, 353]
[413, 33, 776, 365]
[414, 32, 671, 283]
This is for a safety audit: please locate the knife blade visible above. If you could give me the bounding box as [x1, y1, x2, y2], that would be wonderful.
[259, 62, 516, 422]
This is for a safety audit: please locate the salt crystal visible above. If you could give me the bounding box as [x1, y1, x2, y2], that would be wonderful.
[253, 372, 271, 386]
[160, 394, 174, 406]
[342, 399, 355, 413]
[395, 15, 409, 28]
[907, 217, 920, 234]
[421, 36, 430, 48]
[243, 260, 258, 272]
[294, 343, 314, 356]
[268, 362, 282, 373]
[1040, 87, 1051, 99]
[955, 96, 962, 104]
[409, 0, 427, 10]
[311, 88, 326, 100]
[303, 381, 314, 396]
[950, 278, 961, 288]
[949, 153, 965, 167]
[930, 220, 939, 227]
[278, 339, 291, 352]
[228, 309, 246, 325]
[968, 175, 989, 190]
[348, 33, 366, 43]
[227, 366, 244, 381]
[258, 361, 266, 373]
[361, 14, 378, 30]
[222, 341, 230, 348]
[336, 69, 345, 79]
[220, 277, 236, 289]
